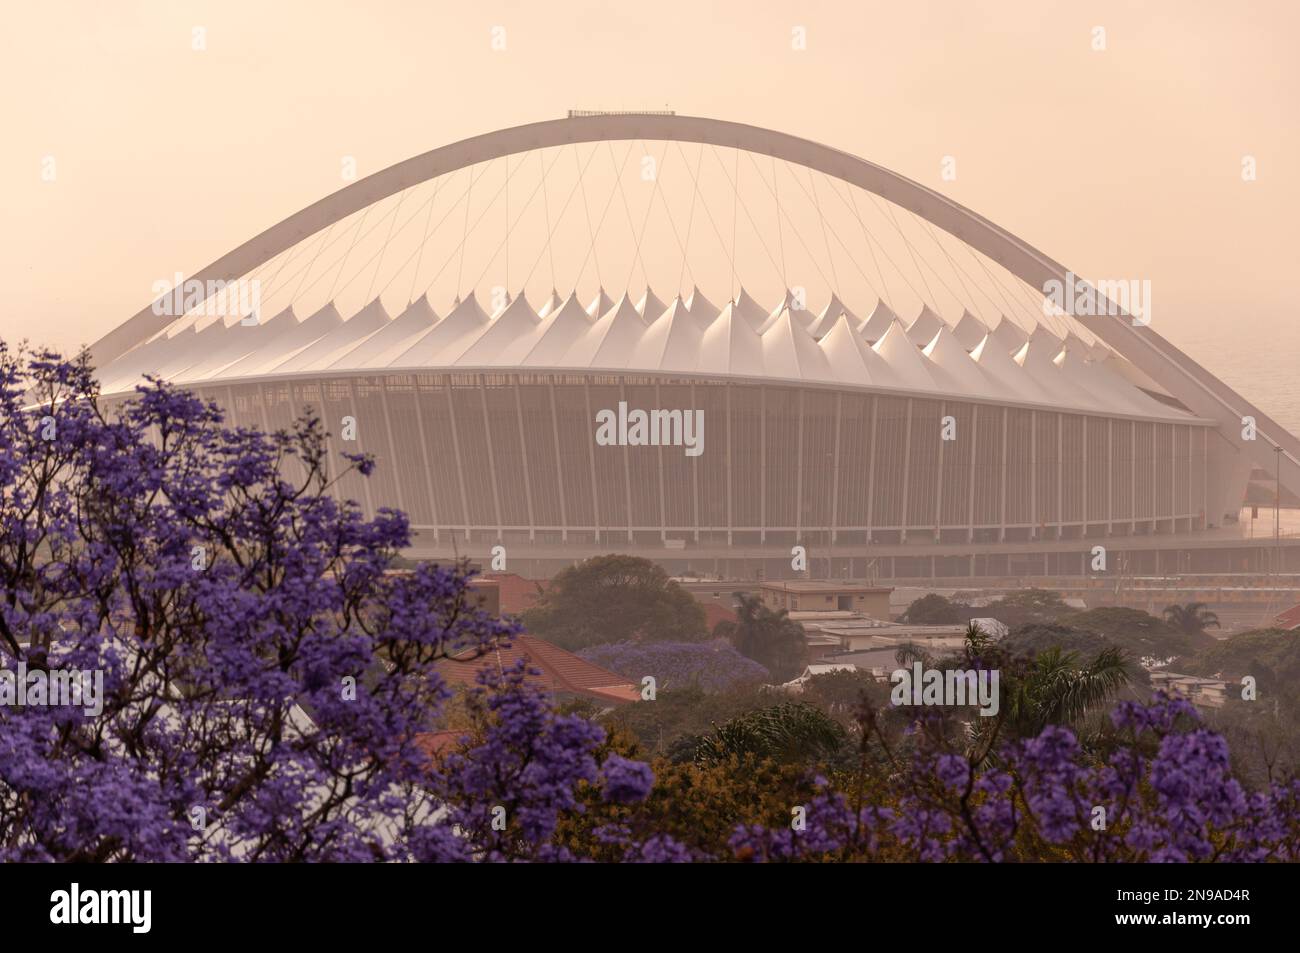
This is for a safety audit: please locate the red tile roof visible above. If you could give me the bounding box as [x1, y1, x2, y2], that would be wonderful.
[414, 730, 462, 760]
[481, 573, 550, 614]
[435, 633, 640, 704]
[1271, 604, 1300, 630]
[702, 602, 738, 632]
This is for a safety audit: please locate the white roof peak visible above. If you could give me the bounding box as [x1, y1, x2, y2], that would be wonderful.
[970, 332, 1051, 404]
[761, 307, 833, 381]
[906, 304, 947, 345]
[352, 296, 391, 321]
[698, 301, 763, 375]
[456, 292, 540, 365]
[637, 287, 667, 322]
[761, 292, 817, 333]
[823, 312, 903, 387]
[338, 295, 441, 369]
[390, 292, 488, 366]
[874, 319, 937, 391]
[859, 300, 898, 342]
[213, 301, 343, 380]
[686, 284, 720, 322]
[810, 292, 859, 338]
[488, 289, 536, 323]
[732, 286, 769, 331]
[565, 292, 647, 367]
[586, 288, 614, 318]
[629, 297, 702, 372]
[951, 309, 989, 350]
[819, 314, 872, 385]
[518, 293, 594, 367]
[605, 291, 645, 323]
[922, 325, 1004, 399]
[270, 297, 391, 375]
[538, 288, 564, 319]
[990, 315, 1028, 352]
[549, 291, 593, 323]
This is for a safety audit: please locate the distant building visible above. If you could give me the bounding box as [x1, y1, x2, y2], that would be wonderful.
[817, 647, 903, 679]
[806, 631, 849, 661]
[701, 601, 738, 633]
[479, 572, 549, 614]
[387, 566, 503, 614]
[434, 634, 640, 706]
[1149, 671, 1229, 709]
[1269, 604, 1300, 630]
[467, 577, 500, 615]
[968, 617, 1009, 640]
[798, 616, 969, 654]
[780, 663, 860, 693]
[761, 581, 893, 619]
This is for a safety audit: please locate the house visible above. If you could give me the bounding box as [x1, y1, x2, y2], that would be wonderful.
[1149, 671, 1229, 709]
[1269, 604, 1300, 630]
[701, 601, 738, 633]
[384, 566, 508, 616]
[806, 631, 847, 661]
[780, 663, 860, 693]
[433, 633, 640, 706]
[798, 617, 970, 654]
[479, 572, 550, 614]
[760, 581, 893, 619]
[818, 647, 904, 679]
[968, 617, 1009, 640]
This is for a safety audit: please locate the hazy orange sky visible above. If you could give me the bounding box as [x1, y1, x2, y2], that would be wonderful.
[3, 1, 1297, 388]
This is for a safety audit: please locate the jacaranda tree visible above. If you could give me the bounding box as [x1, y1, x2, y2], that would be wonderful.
[0, 344, 645, 861]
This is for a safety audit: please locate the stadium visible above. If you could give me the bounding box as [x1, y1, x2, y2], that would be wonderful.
[87, 113, 1299, 582]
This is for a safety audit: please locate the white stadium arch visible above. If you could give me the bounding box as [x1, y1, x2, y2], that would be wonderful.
[88, 114, 1298, 577]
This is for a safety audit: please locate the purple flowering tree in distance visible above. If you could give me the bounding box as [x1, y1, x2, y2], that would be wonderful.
[0, 344, 636, 862]
[578, 639, 770, 693]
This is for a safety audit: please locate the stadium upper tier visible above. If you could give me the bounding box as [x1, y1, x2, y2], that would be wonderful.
[96, 286, 1191, 423]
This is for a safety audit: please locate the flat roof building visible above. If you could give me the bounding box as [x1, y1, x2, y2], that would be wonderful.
[761, 582, 893, 619]
[1149, 671, 1229, 709]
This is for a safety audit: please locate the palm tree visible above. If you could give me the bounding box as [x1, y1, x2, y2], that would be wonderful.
[892, 622, 1133, 762]
[999, 646, 1132, 737]
[1163, 602, 1221, 636]
[720, 592, 807, 682]
[693, 702, 846, 765]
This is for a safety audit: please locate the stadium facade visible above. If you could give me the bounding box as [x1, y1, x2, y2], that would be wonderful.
[89, 115, 1297, 581]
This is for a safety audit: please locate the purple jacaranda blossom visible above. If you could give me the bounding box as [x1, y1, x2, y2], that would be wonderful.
[730, 693, 1300, 863]
[621, 834, 694, 863]
[935, 754, 969, 792]
[599, 754, 655, 805]
[429, 661, 608, 861]
[0, 344, 622, 863]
